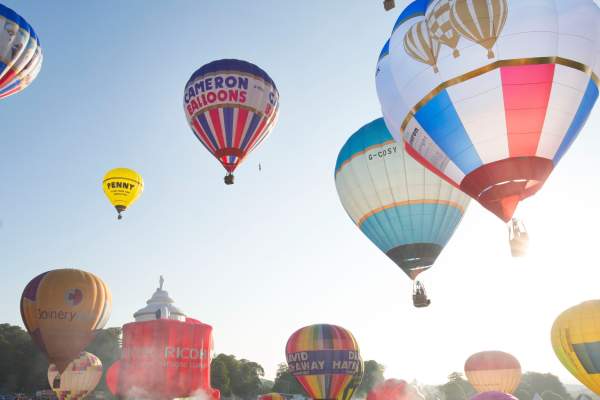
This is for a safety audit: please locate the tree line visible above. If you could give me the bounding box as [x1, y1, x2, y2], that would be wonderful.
[0, 325, 590, 400]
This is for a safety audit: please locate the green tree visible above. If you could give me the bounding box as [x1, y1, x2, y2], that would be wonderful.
[212, 356, 232, 397]
[517, 372, 572, 400]
[271, 363, 308, 395]
[210, 354, 265, 400]
[543, 392, 565, 400]
[355, 360, 385, 398]
[438, 372, 475, 400]
[0, 324, 47, 394]
[85, 327, 122, 397]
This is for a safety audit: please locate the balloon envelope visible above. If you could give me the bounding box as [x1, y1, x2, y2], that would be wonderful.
[259, 394, 288, 400]
[551, 300, 600, 395]
[111, 318, 216, 400]
[48, 352, 102, 400]
[102, 168, 143, 218]
[335, 118, 469, 280]
[381, 0, 600, 222]
[0, 4, 43, 100]
[465, 351, 521, 394]
[20, 269, 112, 372]
[367, 379, 408, 400]
[183, 59, 279, 176]
[286, 324, 363, 400]
[471, 392, 518, 400]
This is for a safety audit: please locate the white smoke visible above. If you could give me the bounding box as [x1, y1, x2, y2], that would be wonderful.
[175, 388, 214, 400]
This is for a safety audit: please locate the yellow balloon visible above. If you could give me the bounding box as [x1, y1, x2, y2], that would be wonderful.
[102, 168, 143, 220]
[20, 269, 112, 373]
[48, 352, 103, 400]
[551, 301, 600, 395]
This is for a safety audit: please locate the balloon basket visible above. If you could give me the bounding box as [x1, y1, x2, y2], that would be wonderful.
[224, 174, 234, 185]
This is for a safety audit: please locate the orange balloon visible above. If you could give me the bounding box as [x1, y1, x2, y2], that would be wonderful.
[20, 269, 112, 372]
[465, 351, 522, 394]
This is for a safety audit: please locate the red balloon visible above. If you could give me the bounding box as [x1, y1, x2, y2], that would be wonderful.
[105, 360, 120, 396]
[108, 318, 218, 400]
[368, 379, 408, 400]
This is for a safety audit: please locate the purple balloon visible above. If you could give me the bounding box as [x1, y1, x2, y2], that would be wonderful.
[471, 392, 518, 400]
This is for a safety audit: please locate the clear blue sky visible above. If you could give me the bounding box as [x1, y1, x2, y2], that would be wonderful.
[2, 0, 600, 386]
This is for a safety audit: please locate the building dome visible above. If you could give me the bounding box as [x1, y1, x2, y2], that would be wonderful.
[133, 276, 186, 322]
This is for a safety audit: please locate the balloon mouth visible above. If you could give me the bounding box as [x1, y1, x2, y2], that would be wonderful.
[460, 157, 553, 222]
[386, 243, 441, 278]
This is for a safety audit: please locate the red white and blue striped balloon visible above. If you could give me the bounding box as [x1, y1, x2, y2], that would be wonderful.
[380, 0, 600, 222]
[0, 4, 43, 100]
[183, 59, 279, 177]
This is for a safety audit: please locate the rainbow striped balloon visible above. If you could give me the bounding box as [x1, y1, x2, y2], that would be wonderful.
[286, 324, 363, 400]
[258, 394, 287, 400]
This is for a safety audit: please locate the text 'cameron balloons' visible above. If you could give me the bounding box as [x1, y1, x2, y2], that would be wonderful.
[471, 392, 518, 400]
[183, 59, 279, 185]
[551, 300, 600, 395]
[335, 118, 469, 306]
[286, 324, 363, 400]
[0, 4, 43, 100]
[381, 0, 600, 223]
[465, 351, 521, 394]
[20, 269, 112, 373]
[102, 168, 143, 220]
[48, 352, 103, 400]
[367, 379, 408, 400]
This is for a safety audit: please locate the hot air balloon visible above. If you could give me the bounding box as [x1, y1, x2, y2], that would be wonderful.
[471, 392, 518, 400]
[551, 300, 600, 395]
[334, 119, 469, 307]
[259, 394, 288, 400]
[183, 59, 279, 185]
[102, 168, 143, 220]
[105, 360, 120, 398]
[382, 0, 600, 255]
[107, 278, 218, 400]
[464, 351, 521, 394]
[20, 269, 112, 376]
[342, 353, 364, 400]
[48, 352, 102, 399]
[368, 379, 408, 400]
[286, 324, 363, 400]
[0, 4, 43, 100]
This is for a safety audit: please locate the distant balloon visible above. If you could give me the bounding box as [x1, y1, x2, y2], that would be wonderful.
[382, 0, 600, 226]
[551, 300, 600, 395]
[183, 59, 279, 185]
[335, 118, 469, 306]
[48, 352, 103, 400]
[102, 168, 144, 220]
[259, 394, 287, 400]
[471, 392, 518, 400]
[20, 269, 112, 373]
[105, 360, 120, 397]
[465, 351, 521, 394]
[0, 4, 43, 100]
[367, 379, 408, 400]
[286, 324, 363, 400]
